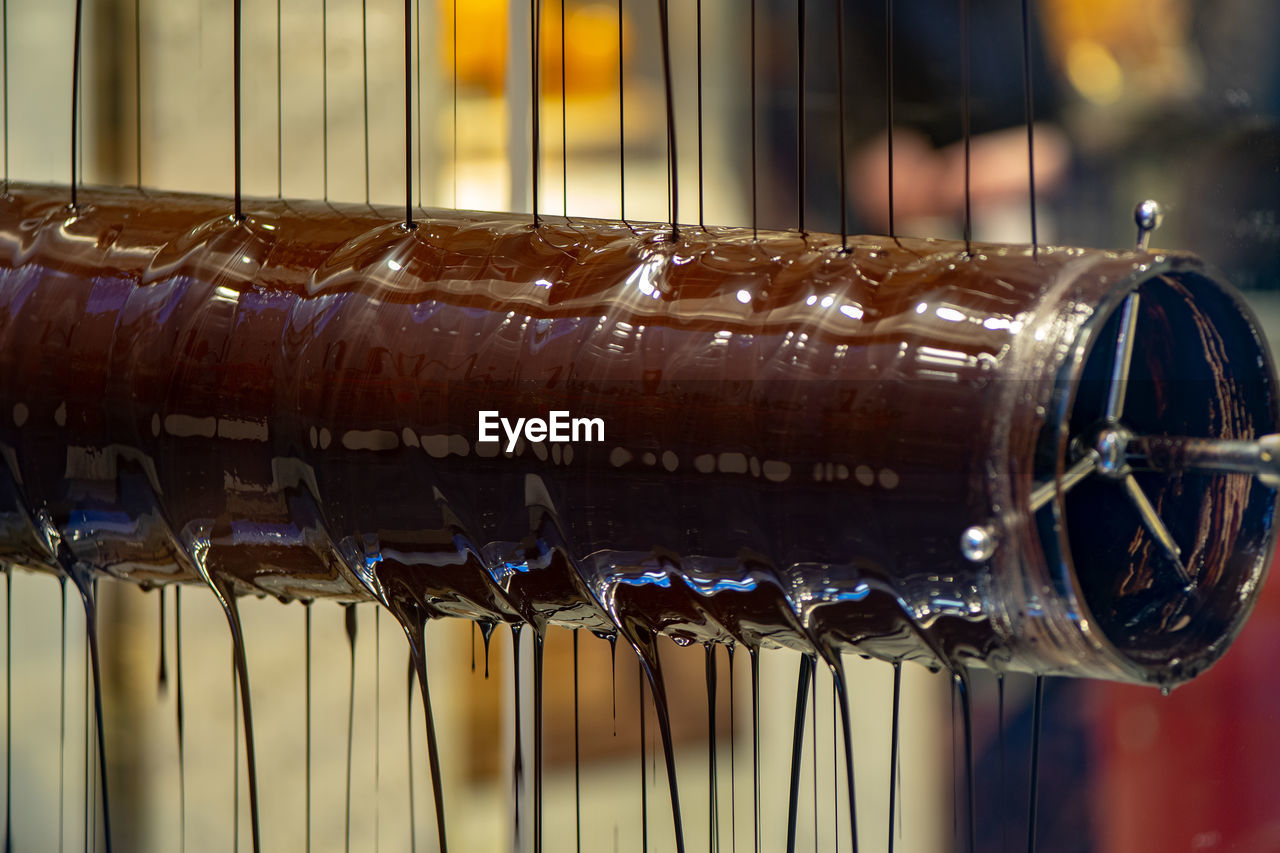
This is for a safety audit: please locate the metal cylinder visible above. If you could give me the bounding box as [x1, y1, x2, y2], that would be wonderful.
[0, 183, 1273, 685]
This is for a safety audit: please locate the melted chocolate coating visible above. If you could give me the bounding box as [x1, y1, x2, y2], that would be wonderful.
[0, 182, 1273, 684]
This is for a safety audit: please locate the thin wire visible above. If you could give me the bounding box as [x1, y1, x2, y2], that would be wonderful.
[750, 0, 758, 239]
[2, 0, 7, 189]
[1021, 0, 1038, 256]
[176, 587, 186, 852]
[531, 0, 541, 225]
[617, 0, 624, 221]
[657, 0, 678, 239]
[696, 0, 704, 228]
[418, 0, 424, 208]
[4, 568, 9, 853]
[747, 0, 752, 239]
[1027, 677, 1045, 853]
[374, 609, 381, 851]
[404, 0, 413, 227]
[233, 0, 243, 220]
[277, 0, 283, 197]
[70, 0, 84, 208]
[796, 0, 805, 232]
[834, 0, 844, 251]
[450, 0, 456, 207]
[885, 0, 895, 237]
[322, 0, 328, 200]
[362, 0, 370, 205]
[304, 604, 311, 853]
[960, 0, 972, 251]
[561, 0, 567, 216]
[135, 0, 143, 187]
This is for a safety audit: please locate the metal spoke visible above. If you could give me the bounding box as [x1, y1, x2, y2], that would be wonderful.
[1104, 291, 1141, 422]
[1122, 473, 1193, 586]
[1030, 451, 1099, 512]
[1129, 433, 1280, 488]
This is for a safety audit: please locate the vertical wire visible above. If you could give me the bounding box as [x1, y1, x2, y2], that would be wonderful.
[417, 0, 422, 206]
[2, 0, 7, 189]
[1026, 677, 1044, 853]
[885, 0, 895, 237]
[1021, 0, 1038, 256]
[322, 0, 328, 199]
[531, 0, 541, 225]
[450, 0, 456, 207]
[374, 609, 381, 851]
[277, 0, 283, 197]
[796, 0, 805, 233]
[750, 0, 757, 239]
[304, 604, 311, 853]
[233, 0, 243, 220]
[4, 567, 9, 852]
[617, 0, 624, 221]
[695, 0, 704, 228]
[417, 0, 424, 208]
[70, 0, 84, 208]
[58, 580, 67, 853]
[232, 652, 240, 853]
[960, 0, 972, 251]
[362, 0, 370, 204]
[176, 587, 186, 853]
[657, 0, 677, 239]
[560, 0, 567, 215]
[836, 0, 847, 250]
[135, 0, 143, 187]
[404, 0, 413, 227]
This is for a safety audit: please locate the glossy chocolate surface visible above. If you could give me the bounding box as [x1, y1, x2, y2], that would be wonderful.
[0, 182, 1273, 684]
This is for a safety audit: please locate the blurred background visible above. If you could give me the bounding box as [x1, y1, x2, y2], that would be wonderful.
[2, 0, 1280, 850]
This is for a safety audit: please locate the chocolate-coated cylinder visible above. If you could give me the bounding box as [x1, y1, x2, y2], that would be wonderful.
[0, 183, 1273, 685]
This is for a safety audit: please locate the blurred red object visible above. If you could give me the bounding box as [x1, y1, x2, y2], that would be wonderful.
[1095, 540, 1280, 852]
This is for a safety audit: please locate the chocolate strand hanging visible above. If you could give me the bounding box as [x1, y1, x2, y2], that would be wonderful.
[657, 0, 677, 239]
[531, 0, 541, 225]
[58, 578, 67, 853]
[175, 587, 186, 852]
[344, 605, 357, 853]
[885, 0, 895, 237]
[232, 652, 240, 853]
[403, 0, 413, 227]
[960, 0, 972, 251]
[573, 630, 582, 853]
[304, 603, 312, 853]
[956, 671, 976, 853]
[3, 566, 9, 852]
[887, 662, 902, 853]
[1021, 0, 1038, 255]
[836, 0, 847, 249]
[70, 0, 83, 208]
[232, 0, 242, 220]
[785, 655, 813, 853]
[796, 0, 805, 233]
[1026, 677, 1044, 853]
[375, 609, 382, 852]
[157, 589, 167, 692]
